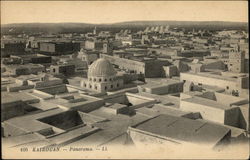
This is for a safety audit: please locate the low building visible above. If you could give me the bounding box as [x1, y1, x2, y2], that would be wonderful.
[172, 60, 190, 74]
[211, 50, 229, 58]
[77, 49, 99, 65]
[180, 71, 249, 96]
[100, 54, 171, 78]
[27, 75, 63, 89]
[1, 42, 26, 57]
[148, 48, 178, 57]
[58, 58, 88, 73]
[202, 59, 226, 71]
[1, 99, 25, 122]
[2, 57, 23, 65]
[11, 54, 52, 64]
[163, 65, 178, 78]
[4, 64, 45, 76]
[138, 79, 183, 95]
[39, 42, 80, 55]
[1, 92, 41, 121]
[50, 64, 75, 76]
[84, 39, 103, 50]
[178, 50, 210, 58]
[180, 91, 249, 130]
[84, 39, 112, 54]
[188, 61, 205, 73]
[128, 114, 231, 149]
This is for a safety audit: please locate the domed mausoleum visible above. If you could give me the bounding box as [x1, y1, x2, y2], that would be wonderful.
[81, 58, 123, 93]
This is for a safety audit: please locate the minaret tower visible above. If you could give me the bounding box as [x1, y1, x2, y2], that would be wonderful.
[93, 26, 97, 35]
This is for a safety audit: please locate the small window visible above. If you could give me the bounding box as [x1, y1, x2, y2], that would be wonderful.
[117, 84, 119, 87]
[93, 78, 96, 82]
[84, 83, 86, 87]
[89, 85, 92, 88]
[105, 86, 107, 90]
[104, 79, 107, 82]
[226, 86, 229, 90]
[99, 79, 102, 82]
[53, 68, 56, 72]
[89, 78, 92, 81]
[109, 78, 112, 81]
[198, 83, 202, 86]
[190, 86, 194, 91]
[111, 85, 113, 88]
[95, 86, 97, 90]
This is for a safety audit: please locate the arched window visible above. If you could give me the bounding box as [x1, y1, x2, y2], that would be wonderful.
[190, 86, 194, 91]
[99, 78, 102, 82]
[105, 86, 107, 90]
[84, 83, 86, 87]
[95, 86, 97, 90]
[89, 84, 92, 88]
[104, 79, 107, 82]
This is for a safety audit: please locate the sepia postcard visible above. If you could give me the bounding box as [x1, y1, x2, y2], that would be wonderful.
[1, 1, 249, 159]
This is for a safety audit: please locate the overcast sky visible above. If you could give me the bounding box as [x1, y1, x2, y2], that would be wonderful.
[1, 1, 248, 24]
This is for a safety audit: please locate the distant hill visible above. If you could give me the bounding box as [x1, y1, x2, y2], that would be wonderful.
[1, 21, 248, 35]
[1, 23, 95, 35]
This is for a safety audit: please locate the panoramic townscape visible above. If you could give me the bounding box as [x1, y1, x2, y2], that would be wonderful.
[1, 1, 249, 158]
[1, 22, 249, 152]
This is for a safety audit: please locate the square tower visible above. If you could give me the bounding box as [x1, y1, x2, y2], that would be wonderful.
[228, 51, 245, 73]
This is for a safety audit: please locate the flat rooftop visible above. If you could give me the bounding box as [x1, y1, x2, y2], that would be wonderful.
[182, 96, 230, 110]
[143, 78, 182, 88]
[133, 114, 230, 145]
[136, 104, 191, 118]
[181, 72, 238, 82]
[5, 63, 44, 69]
[2, 92, 40, 104]
[137, 92, 180, 108]
[14, 54, 50, 58]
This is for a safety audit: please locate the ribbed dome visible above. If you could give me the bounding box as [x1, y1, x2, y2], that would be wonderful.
[88, 58, 116, 77]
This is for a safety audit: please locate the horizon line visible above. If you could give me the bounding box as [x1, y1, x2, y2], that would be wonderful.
[2, 20, 248, 26]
